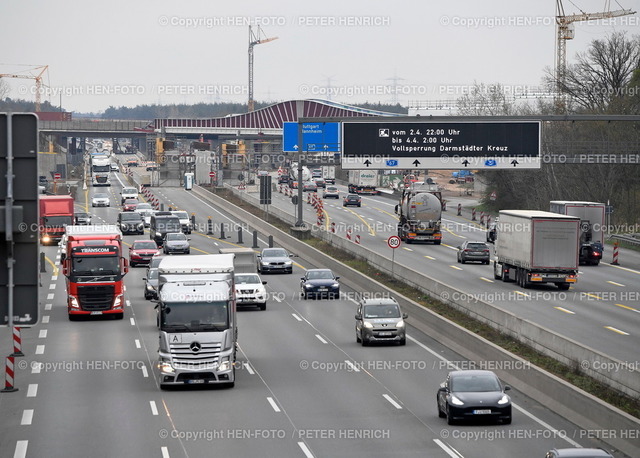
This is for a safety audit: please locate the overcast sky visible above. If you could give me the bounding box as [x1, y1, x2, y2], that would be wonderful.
[1, 0, 638, 112]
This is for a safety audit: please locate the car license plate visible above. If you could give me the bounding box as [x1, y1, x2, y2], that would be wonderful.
[90, 311, 102, 315]
[187, 379, 205, 384]
[318, 288, 328, 291]
[473, 409, 491, 415]
[378, 331, 392, 336]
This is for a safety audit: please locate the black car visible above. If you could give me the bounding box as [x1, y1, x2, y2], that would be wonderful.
[437, 370, 512, 425]
[545, 448, 613, 458]
[117, 211, 145, 235]
[457, 241, 491, 264]
[257, 247, 293, 274]
[343, 194, 362, 207]
[300, 269, 340, 299]
[74, 212, 91, 225]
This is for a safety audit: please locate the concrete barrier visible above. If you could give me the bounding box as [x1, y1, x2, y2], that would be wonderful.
[194, 184, 640, 456]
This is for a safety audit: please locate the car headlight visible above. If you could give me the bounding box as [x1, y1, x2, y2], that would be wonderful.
[146, 284, 154, 291]
[69, 295, 80, 309]
[498, 395, 510, 405]
[363, 322, 373, 329]
[284, 260, 292, 266]
[304, 283, 313, 289]
[42, 235, 51, 243]
[331, 283, 339, 288]
[450, 395, 464, 406]
[396, 320, 405, 328]
[261, 261, 269, 266]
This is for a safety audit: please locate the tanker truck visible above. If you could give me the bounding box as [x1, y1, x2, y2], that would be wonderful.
[395, 182, 442, 244]
[288, 162, 311, 188]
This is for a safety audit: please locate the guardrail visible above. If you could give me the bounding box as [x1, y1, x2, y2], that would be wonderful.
[610, 234, 640, 246]
[195, 184, 640, 457]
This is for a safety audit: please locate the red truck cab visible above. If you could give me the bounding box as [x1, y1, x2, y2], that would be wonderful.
[62, 226, 129, 320]
[39, 195, 74, 244]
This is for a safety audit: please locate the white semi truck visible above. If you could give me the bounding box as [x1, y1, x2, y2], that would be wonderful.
[91, 155, 111, 186]
[549, 201, 605, 266]
[156, 254, 237, 388]
[348, 170, 379, 195]
[493, 210, 580, 290]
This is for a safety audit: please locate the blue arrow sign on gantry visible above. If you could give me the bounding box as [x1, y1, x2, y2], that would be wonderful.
[283, 122, 340, 153]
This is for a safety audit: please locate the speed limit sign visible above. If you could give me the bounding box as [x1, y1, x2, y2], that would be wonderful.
[387, 235, 401, 249]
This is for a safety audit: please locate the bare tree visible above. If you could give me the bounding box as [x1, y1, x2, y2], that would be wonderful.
[546, 32, 640, 113]
[0, 79, 9, 100]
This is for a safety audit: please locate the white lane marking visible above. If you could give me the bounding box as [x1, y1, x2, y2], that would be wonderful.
[514, 291, 530, 298]
[403, 247, 413, 252]
[141, 365, 149, 378]
[408, 335, 582, 447]
[49, 284, 56, 290]
[14, 441, 28, 458]
[344, 360, 360, 372]
[126, 300, 131, 307]
[31, 364, 41, 374]
[26, 384, 38, 398]
[241, 362, 255, 375]
[554, 307, 575, 315]
[450, 265, 463, 271]
[382, 394, 402, 409]
[150, 401, 158, 416]
[123, 286, 127, 292]
[130, 317, 135, 326]
[315, 334, 328, 344]
[35, 345, 45, 355]
[135, 339, 141, 349]
[514, 404, 581, 447]
[44, 303, 52, 311]
[21, 409, 34, 425]
[292, 313, 302, 322]
[424, 255, 436, 260]
[42, 316, 50, 324]
[606, 281, 624, 287]
[161, 447, 170, 458]
[267, 397, 281, 412]
[38, 330, 47, 338]
[604, 326, 629, 336]
[433, 439, 461, 458]
[46, 294, 54, 300]
[479, 277, 494, 283]
[51, 275, 58, 281]
[298, 442, 314, 458]
[272, 294, 282, 303]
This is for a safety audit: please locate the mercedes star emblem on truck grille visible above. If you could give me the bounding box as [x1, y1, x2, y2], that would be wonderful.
[190, 342, 202, 353]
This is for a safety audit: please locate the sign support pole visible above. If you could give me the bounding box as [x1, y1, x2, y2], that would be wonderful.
[5, 115, 15, 331]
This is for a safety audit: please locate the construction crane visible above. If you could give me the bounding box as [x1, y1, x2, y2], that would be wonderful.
[555, 1, 635, 92]
[0, 65, 49, 111]
[248, 26, 278, 112]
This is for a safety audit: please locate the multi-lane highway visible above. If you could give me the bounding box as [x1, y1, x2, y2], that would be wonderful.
[0, 169, 626, 457]
[258, 181, 640, 364]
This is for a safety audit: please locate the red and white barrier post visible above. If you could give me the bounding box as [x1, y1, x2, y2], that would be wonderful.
[330, 222, 336, 233]
[472, 208, 476, 221]
[480, 212, 485, 225]
[457, 203, 462, 216]
[355, 234, 361, 244]
[346, 228, 352, 241]
[1, 357, 18, 392]
[612, 241, 619, 265]
[11, 326, 24, 357]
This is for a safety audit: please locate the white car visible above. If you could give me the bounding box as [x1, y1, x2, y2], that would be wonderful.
[171, 210, 192, 234]
[110, 163, 119, 172]
[91, 193, 110, 207]
[235, 273, 267, 310]
[120, 187, 138, 204]
[323, 186, 340, 199]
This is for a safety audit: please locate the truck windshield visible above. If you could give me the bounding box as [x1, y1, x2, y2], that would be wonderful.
[92, 165, 110, 172]
[43, 216, 73, 227]
[162, 302, 229, 331]
[72, 255, 120, 275]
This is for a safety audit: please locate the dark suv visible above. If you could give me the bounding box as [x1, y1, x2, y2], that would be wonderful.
[117, 211, 145, 235]
[343, 194, 362, 207]
[457, 241, 491, 264]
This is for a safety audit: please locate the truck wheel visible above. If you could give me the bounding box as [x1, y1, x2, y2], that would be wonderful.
[558, 283, 570, 290]
[259, 303, 266, 311]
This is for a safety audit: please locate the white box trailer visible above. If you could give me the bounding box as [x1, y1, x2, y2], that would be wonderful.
[549, 201, 605, 266]
[218, 247, 257, 273]
[493, 210, 580, 289]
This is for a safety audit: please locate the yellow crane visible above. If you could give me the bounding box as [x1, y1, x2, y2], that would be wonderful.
[0, 65, 49, 111]
[248, 26, 278, 112]
[555, 1, 635, 91]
